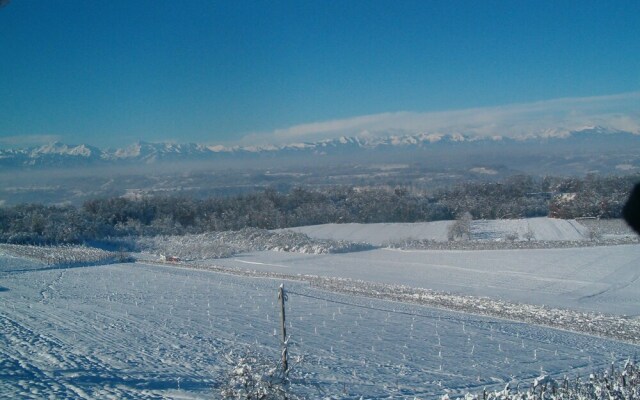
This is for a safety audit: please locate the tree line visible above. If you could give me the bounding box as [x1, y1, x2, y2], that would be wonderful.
[1, 174, 637, 245]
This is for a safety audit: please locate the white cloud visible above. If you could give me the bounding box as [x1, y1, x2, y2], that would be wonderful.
[241, 92, 640, 145]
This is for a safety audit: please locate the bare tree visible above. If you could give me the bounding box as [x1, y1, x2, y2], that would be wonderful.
[448, 211, 472, 241]
[523, 226, 535, 241]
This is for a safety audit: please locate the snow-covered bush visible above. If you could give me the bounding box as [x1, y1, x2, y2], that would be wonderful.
[135, 228, 374, 261]
[0, 243, 130, 266]
[386, 237, 638, 251]
[220, 351, 303, 400]
[504, 232, 519, 242]
[451, 360, 640, 400]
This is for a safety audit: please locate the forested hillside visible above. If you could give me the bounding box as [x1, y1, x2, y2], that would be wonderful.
[0, 174, 637, 245]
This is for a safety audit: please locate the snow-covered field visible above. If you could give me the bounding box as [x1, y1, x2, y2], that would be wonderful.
[287, 217, 635, 244]
[213, 244, 640, 316]
[287, 221, 454, 244]
[1, 218, 639, 399]
[1, 255, 638, 399]
[266, 218, 640, 315]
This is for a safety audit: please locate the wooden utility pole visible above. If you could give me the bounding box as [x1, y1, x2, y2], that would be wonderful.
[278, 284, 288, 376]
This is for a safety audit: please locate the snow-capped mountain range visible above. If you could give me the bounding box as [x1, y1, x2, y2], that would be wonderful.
[0, 126, 637, 169]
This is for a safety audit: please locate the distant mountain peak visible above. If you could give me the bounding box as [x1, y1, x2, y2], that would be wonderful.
[29, 142, 99, 157]
[1, 127, 638, 170]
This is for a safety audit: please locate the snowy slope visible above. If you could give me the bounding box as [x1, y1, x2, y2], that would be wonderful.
[287, 218, 593, 245]
[471, 218, 588, 241]
[287, 221, 453, 244]
[1, 255, 637, 399]
[212, 244, 640, 316]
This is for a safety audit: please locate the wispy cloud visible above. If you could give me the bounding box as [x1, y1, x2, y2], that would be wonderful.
[0, 134, 62, 148]
[241, 92, 640, 145]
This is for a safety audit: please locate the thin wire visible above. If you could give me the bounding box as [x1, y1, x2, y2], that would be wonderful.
[286, 290, 524, 326]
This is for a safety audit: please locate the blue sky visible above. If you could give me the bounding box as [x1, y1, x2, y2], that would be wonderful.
[0, 0, 639, 148]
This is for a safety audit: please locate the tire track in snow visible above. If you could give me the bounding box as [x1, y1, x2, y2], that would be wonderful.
[2, 266, 226, 398]
[0, 313, 123, 399]
[578, 259, 640, 301]
[38, 269, 65, 303]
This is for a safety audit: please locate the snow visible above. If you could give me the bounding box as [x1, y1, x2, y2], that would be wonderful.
[1, 255, 638, 399]
[616, 163, 636, 171]
[2, 219, 640, 398]
[287, 221, 453, 244]
[287, 218, 597, 245]
[206, 144, 229, 152]
[275, 219, 640, 316]
[134, 228, 374, 261]
[0, 243, 127, 266]
[470, 218, 588, 241]
[469, 167, 498, 175]
[212, 244, 640, 316]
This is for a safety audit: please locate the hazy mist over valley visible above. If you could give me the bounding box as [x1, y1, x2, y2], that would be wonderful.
[2, 127, 640, 206]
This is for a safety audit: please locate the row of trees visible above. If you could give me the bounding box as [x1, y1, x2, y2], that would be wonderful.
[1, 174, 637, 245]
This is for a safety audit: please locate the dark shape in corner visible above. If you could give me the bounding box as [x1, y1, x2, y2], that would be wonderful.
[623, 183, 640, 235]
[0, 0, 10, 9]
